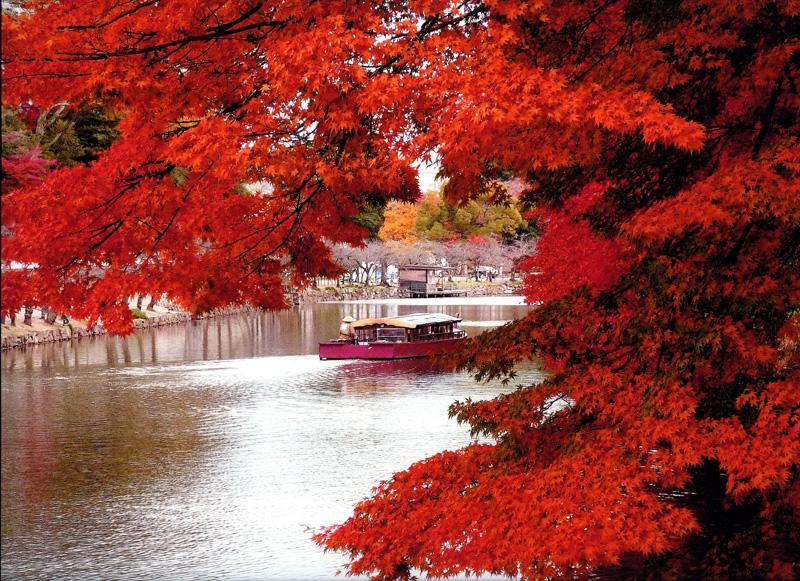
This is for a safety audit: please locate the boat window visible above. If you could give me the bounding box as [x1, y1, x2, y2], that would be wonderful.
[376, 328, 406, 342]
[356, 328, 376, 342]
[410, 322, 458, 340]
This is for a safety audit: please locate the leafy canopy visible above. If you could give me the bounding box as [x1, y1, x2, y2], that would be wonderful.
[2, 0, 799, 578]
[382, 189, 529, 243]
[415, 190, 528, 241]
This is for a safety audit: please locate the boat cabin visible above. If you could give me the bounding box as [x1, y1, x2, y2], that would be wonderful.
[351, 313, 463, 344]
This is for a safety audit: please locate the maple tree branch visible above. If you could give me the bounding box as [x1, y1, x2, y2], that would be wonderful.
[86, 217, 125, 254]
[54, 17, 290, 61]
[238, 180, 323, 264]
[216, 173, 316, 253]
[752, 68, 787, 159]
[149, 165, 212, 254]
[0, 71, 92, 81]
[722, 222, 755, 266]
[221, 86, 264, 117]
[386, 2, 488, 42]
[244, 189, 326, 276]
[86, 164, 175, 214]
[205, 2, 263, 35]
[571, 23, 632, 84]
[58, 0, 160, 31]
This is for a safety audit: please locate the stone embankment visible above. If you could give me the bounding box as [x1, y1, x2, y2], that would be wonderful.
[1, 311, 193, 350]
[300, 280, 523, 303]
[301, 285, 399, 302]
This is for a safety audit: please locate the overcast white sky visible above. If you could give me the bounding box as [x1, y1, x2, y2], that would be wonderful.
[416, 159, 442, 193]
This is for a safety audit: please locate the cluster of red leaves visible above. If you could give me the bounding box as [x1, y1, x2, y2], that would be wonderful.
[317, 1, 800, 579]
[3, 0, 799, 578]
[2, 2, 421, 325]
[520, 184, 632, 303]
[2, 147, 53, 190]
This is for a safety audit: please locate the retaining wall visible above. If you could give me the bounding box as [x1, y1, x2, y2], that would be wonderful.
[1, 312, 192, 350]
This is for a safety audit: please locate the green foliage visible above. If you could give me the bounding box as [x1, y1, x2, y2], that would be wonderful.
[414, 192, 446, 234]
[43, 118, 84, 166]
[414, 191, 527, 241]
[1, 107, 33, 156]
[426, 221, 451, 240]
[453, 206, 474, 232]
[1, 107, 28, 134]
[71, 106, 120, 160]
[171, 166, 190, 187]
[352, 201, 385, 239]
[507, 216, 540, 242]
[1, 104, 119, 167]
[130, 308, 147, 319]
[48, 105, 120, 166]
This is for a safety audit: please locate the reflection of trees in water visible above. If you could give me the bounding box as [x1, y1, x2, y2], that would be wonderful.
[1, 376, 225, 537]
[1, 306, 532, 371]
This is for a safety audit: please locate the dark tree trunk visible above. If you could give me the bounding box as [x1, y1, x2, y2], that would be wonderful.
[46, 309, 58, 324]
[41, 306, 49, 319]
[24, 306, 33, 326]
[136, 295, 144, 310]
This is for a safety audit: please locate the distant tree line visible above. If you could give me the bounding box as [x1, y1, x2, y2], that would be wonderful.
[331, 187, 537, 286]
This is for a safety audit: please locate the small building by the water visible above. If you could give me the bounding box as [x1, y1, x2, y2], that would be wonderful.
[397, 265, 466, 298]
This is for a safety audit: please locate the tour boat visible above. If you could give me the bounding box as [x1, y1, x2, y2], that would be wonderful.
[319, 313, 467, 360]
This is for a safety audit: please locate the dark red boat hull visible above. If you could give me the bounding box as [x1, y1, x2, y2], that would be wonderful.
[319, 337, 465, 360]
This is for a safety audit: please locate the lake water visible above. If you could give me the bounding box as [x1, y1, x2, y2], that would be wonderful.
[1, 301, 541, 580]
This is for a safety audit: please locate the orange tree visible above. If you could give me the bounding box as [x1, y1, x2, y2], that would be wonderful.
[3, 1, 798, 577]
[379, 201, 420, 244]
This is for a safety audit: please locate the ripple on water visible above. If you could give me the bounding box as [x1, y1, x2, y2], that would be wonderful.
[2, 307, 540, 580]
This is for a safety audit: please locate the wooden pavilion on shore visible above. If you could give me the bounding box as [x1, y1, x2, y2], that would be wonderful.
[397, 265, 467, 298]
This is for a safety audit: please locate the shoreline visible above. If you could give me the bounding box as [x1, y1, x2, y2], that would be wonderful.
[299, 279, 523, 303]
[1, 309, 190, 351]
[0, 306, 256, 351]
[323, 295, 531, 306]
[1, 283, 528, 351]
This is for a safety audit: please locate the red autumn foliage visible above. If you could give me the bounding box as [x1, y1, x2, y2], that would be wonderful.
[520, 184, 632, 303]
[2, 0, 798, 579]
[2, 147, 53, 190]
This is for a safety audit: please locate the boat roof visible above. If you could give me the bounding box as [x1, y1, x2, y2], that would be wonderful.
[351, 312, 462, 329]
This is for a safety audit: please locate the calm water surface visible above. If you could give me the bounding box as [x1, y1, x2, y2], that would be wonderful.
[2, 302, 541, 580]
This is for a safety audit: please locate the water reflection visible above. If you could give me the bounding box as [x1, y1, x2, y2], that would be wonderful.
[3, 303, 528, 372]
[2, 303, 538, 580]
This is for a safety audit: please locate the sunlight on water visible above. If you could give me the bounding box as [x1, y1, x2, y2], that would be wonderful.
[2, 303, 540, 580]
